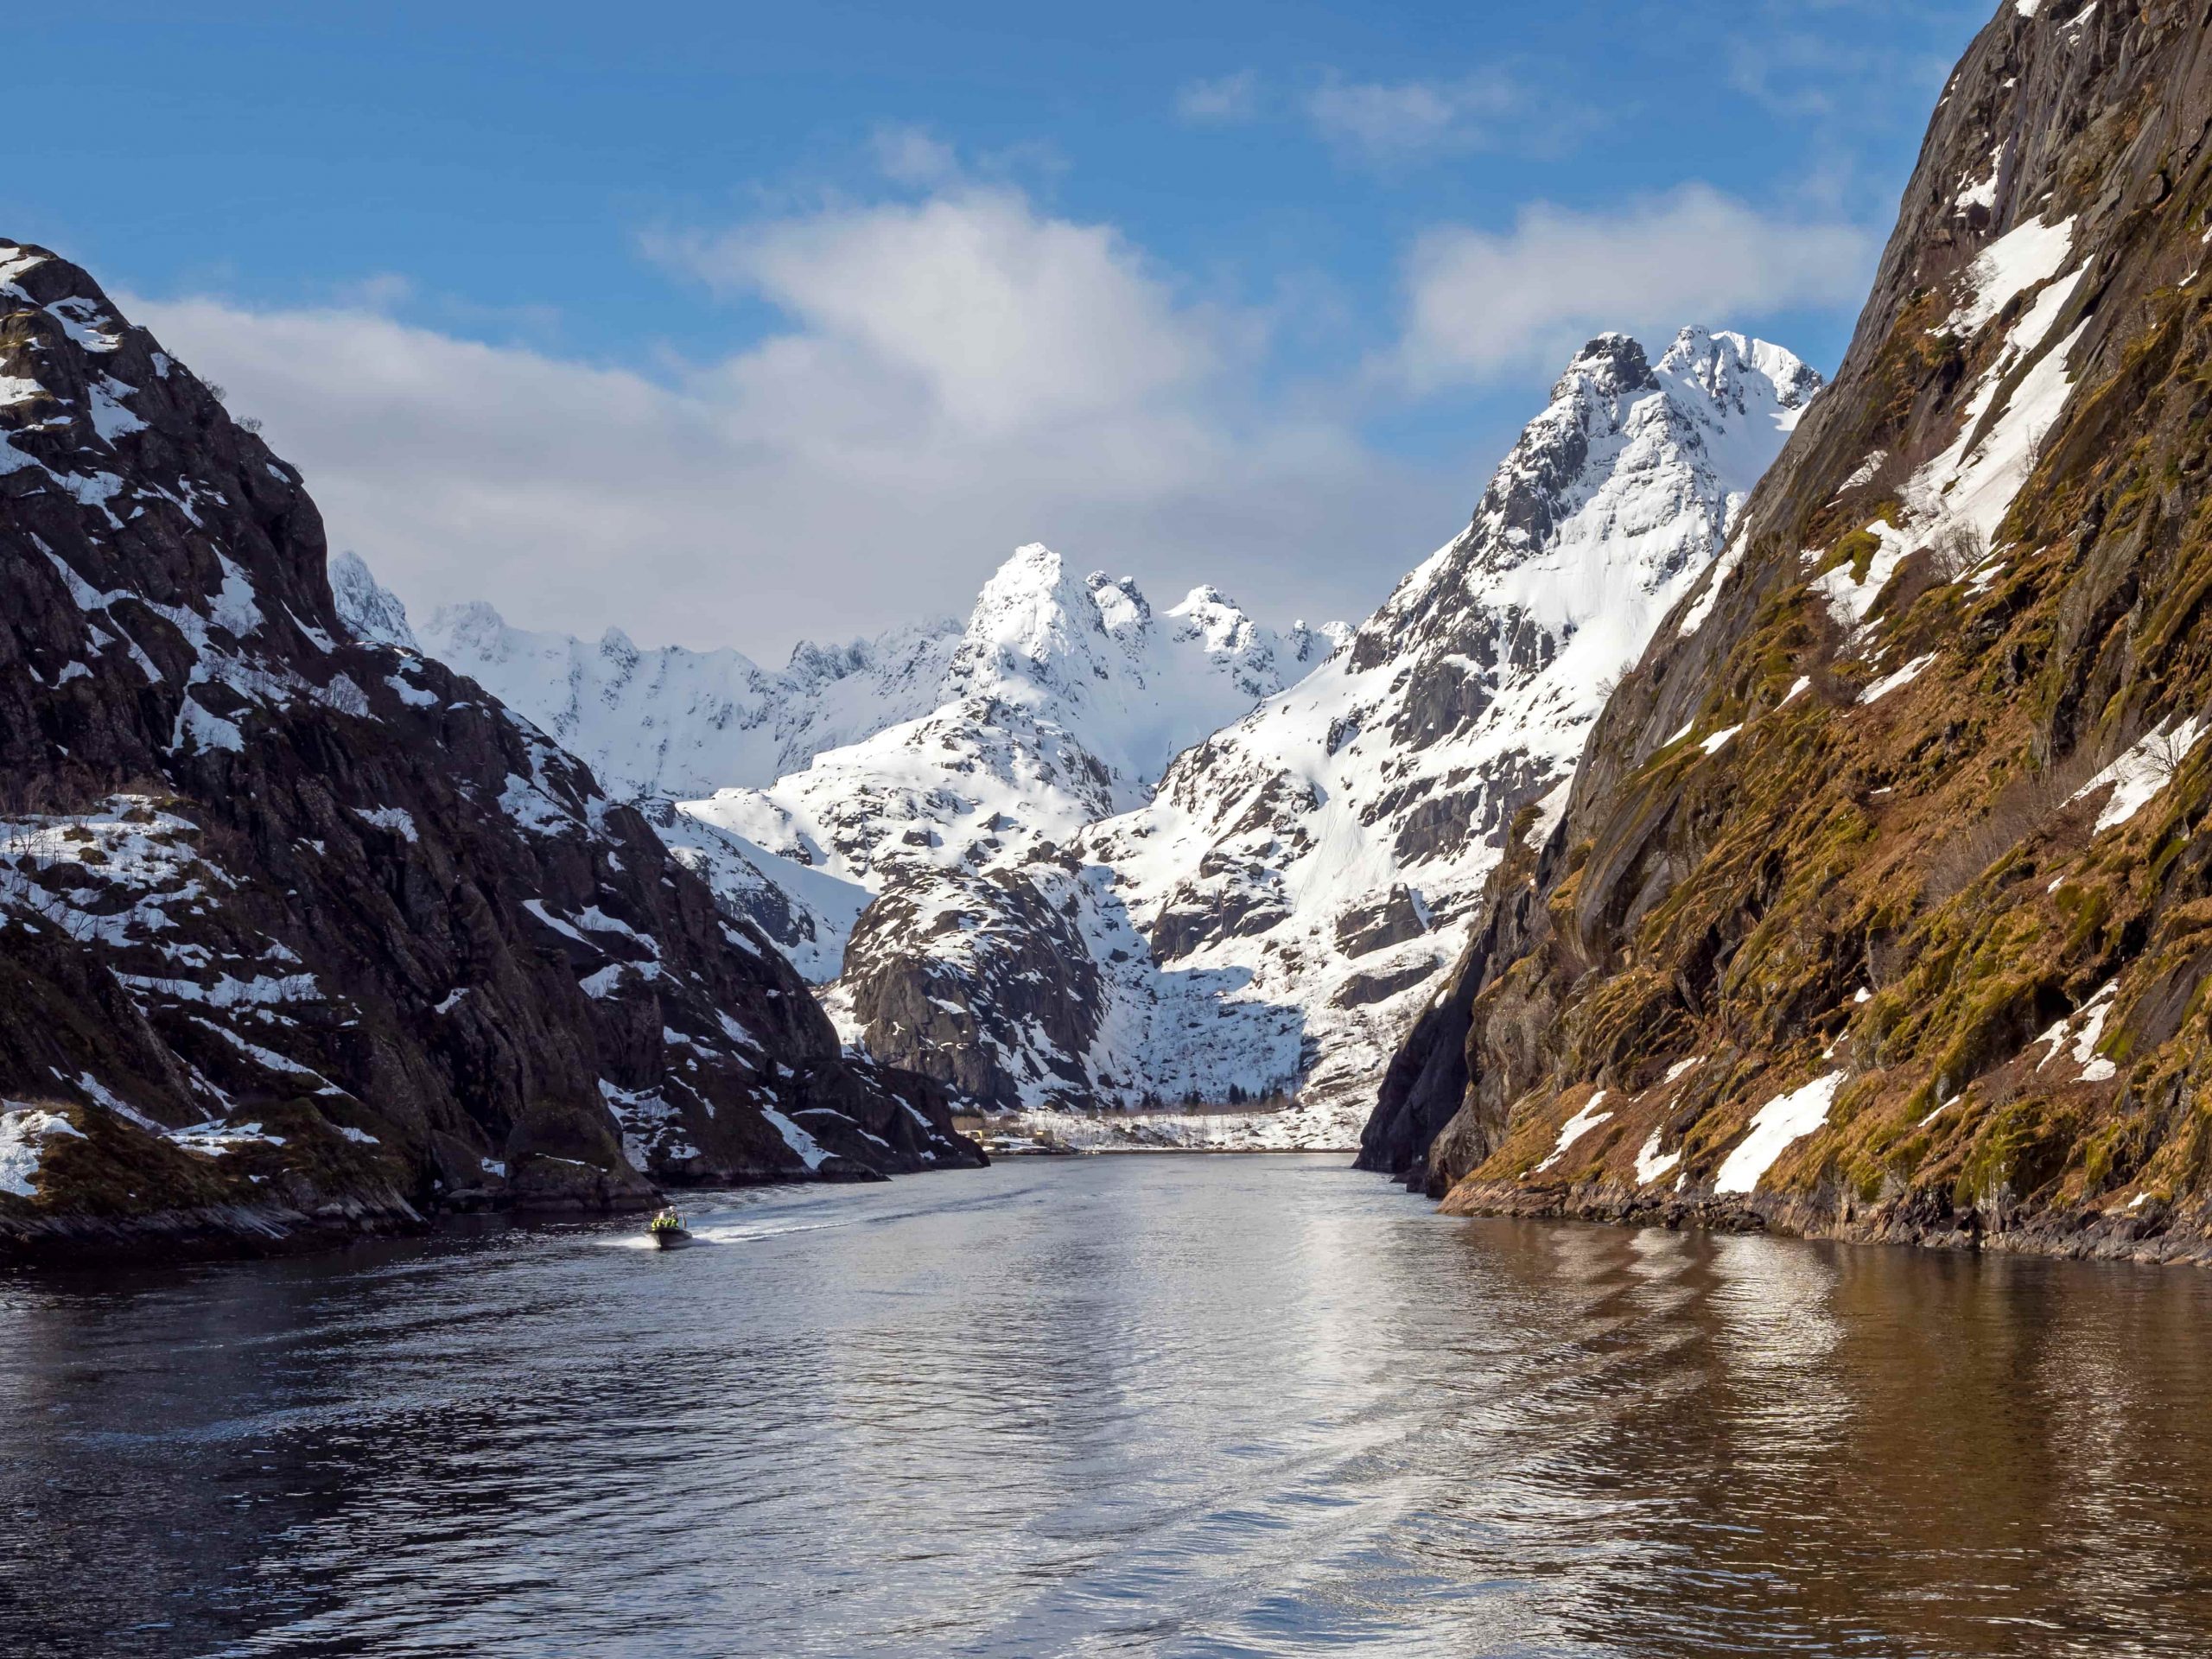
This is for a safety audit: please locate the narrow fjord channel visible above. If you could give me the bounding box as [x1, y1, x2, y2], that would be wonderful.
[8, 1157, 2212, 1658]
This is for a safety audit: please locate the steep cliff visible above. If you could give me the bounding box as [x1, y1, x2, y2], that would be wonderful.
[0, 243, 981, 1262]
[1363, 0, 2212, 1264]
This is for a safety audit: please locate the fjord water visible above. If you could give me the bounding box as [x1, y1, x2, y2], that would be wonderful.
[7, 1159, 2212, 1657]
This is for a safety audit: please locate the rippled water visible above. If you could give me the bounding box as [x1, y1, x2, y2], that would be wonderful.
[7, 1156, 2212, 1656]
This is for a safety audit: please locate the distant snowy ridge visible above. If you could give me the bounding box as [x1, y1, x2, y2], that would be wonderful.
[691, 544, 1348, 887]
[410, 588, 964, 801]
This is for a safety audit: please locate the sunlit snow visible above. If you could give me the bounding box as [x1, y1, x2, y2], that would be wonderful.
[1535, 1091, 1611, 1173]
[2070, 717, 2206, 832]
[0, 1108, 85, 1197]
[1714, 1072, 1844, 1195]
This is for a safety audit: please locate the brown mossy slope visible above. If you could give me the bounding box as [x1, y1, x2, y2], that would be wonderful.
[1362, 0, 2212, 1263]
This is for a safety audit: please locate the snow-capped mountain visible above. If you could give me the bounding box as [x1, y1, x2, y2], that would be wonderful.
[1071, 328, 1822, 1144]
[369, 543, 1346, 997]
[384, 327, 1812, 1138]
[692, 545, 1347, 877]
[411, 589, 964, 800]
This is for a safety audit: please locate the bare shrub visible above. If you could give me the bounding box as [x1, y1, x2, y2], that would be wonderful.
[1927, 520, 1988, 583]
[1920, 743, 2107, 906]
[2143, 715, 2204, 784]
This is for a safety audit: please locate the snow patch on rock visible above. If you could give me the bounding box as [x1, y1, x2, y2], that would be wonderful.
[1714, 1072, 1844, 1195]
[0, 1108, 85, 1198]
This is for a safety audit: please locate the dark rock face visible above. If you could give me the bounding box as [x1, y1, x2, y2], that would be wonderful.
[1332, 885, 1430, 960]
[842, 861, 1103, 1111]
[1360, 1, 2212, 1262]
[1358, 835, 1548, 1188]
[0, 243, 980, 1262]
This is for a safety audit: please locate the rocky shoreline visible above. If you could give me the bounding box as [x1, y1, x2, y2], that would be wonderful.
[0, 1194, 432, 1269]
[1433, 1177, 2212, 1268]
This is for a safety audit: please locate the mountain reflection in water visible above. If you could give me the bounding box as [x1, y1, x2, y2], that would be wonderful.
[5, 1155, 2211, 1656]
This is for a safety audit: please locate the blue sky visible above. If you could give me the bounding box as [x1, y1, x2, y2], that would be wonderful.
[10, 0, 1991, 655]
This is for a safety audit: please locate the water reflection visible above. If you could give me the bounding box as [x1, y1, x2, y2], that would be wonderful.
[5, 1159, 2212, 1656]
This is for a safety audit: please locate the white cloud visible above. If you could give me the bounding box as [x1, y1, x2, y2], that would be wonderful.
[871, 124, 960, 187]
[1306, 73, 1527, 163]
[131, 186, 1454, 659]
[1177, 71, 1261, 124]
[1396, 185, 1874, 387]
[656, 187, 1214, 435]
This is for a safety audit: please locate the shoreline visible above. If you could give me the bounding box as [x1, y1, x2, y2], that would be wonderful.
[0, 1160, 982, 1272]
[1436, 1177, 2212, 1268]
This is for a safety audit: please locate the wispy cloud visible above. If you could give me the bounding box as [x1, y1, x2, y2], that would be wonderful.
[1306, 73, 1519, 162]
[1176, 70, 1261, 125]
[1303, 70, 1597, 167]
[1725, 29, 1957, 122]
[1395, 184, 1874, 387]
[872, 124, 960, 187]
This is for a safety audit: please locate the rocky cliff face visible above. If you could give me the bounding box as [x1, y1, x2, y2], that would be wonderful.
[1362, 0, 2212, 1264]
[0, 243, 981, 1262]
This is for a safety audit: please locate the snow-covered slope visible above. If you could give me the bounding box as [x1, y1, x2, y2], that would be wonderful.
[414, 596, 963, 800]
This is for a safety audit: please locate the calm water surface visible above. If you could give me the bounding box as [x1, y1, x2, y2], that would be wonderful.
[5, 1155, 2212, 1657]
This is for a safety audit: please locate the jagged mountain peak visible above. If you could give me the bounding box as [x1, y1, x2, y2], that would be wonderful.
[1351, 331, 1819, 678]
[1656, 326, 1823, 416]
[928, 541, 1341, 788]
[1085, 568, 1152, 624]
[947, 543, 1112, 696]
[1554, 331, 1656, 397]
[329, 550, 419, 650]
